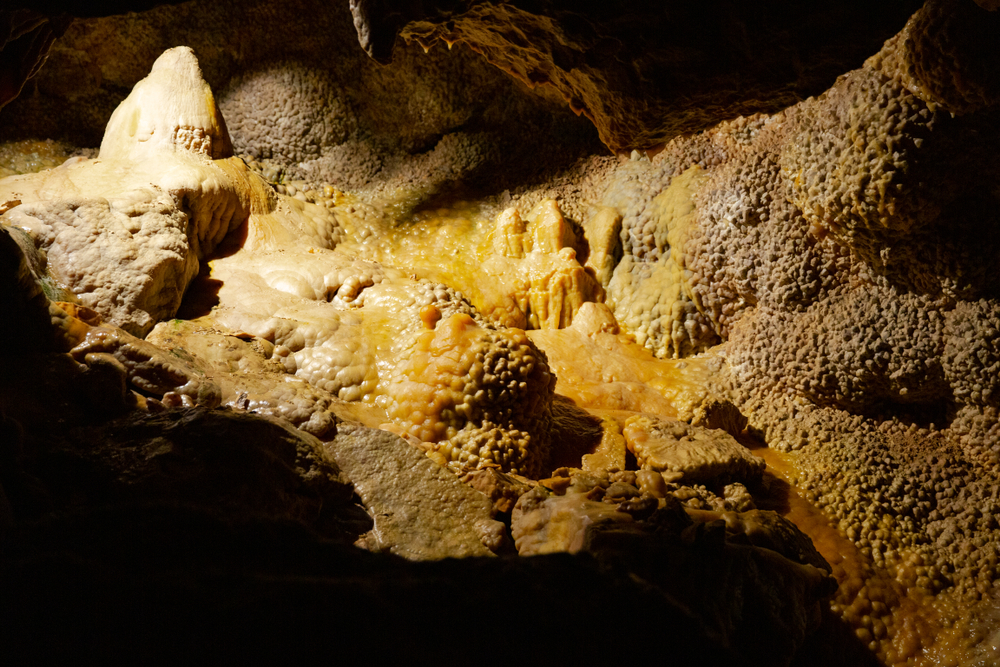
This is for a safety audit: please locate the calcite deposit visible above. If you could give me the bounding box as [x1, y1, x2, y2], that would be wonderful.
[0, 47, 246, 336]
[2, 0, 1000, 665]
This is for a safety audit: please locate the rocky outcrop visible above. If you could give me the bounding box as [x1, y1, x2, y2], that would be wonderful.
[325, 424, 507, 558]
[4, 2, 1000, 665]
[350, 0, 924, 151]
[0, 47, 249, 336]
[510, 473, 837, 666]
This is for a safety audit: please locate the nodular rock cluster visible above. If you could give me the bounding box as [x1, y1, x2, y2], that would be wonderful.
[1, 0, 1000, 665]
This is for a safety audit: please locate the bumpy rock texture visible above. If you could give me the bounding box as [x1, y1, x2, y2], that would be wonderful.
[593, 1, 1000, 663]
[0, 46, 249, 336]
[3, 1, 1000, 665]
[385, 313, 556, 476]
[351, 0, 924, 151]
[510, 470, 836, 666]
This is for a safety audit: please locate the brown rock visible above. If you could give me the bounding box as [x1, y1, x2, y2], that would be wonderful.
[352, 0, 923, 151]
[325, 424, 507, 559]
[462, 467, 533, 515]
[511, 485, 633, 555]
[12, 407, 359, 538]
[623, 414, 765, 485]
[691, 396, 748, 438]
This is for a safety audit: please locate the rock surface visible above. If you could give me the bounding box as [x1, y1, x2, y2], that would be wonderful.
[511, 478, 837, 667]
[325, 424, 507, 559]
[351, 0, 923, 151]
[623, 415, 765, 486]
[0, 46, 250, 335]
[2, 2, 1000, 665]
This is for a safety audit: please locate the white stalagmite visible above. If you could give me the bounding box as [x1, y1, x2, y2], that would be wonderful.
[99, 46, 233, 162]
[0, 47, 252, 336]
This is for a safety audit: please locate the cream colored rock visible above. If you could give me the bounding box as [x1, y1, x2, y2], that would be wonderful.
[568, 301, 619, 336]
[205, 191, 560, 473]
[526, 199, 587, 256]
[146, 318, 385, 437]
[0, 47, 250, 336]
[482, 200, 604, 329]
[581, 206, 622, 289]
[99, 47, 232, 162]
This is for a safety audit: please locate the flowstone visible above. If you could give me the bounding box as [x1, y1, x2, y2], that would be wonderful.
[7, 2, 1000, 662]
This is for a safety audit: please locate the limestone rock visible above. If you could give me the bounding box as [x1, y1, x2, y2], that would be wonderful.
[688, 508, 831, 574]
[99, 46, 232, 162]
[69, 315, 222, 410]
[218, 59, 353, 164]
[325, 424, 507, 559]
[146, 318, 383, 437]
[580, 416, 627, 474]
[384, 312, 556, 477]
[580, 207, 622, 289]
[511, 480, 835, 666]
[0, 47, 253, 336]
[528, 322, 722, 419]
[607, 165, 718, 359]
[511, 485, 634, 556]
[481, 200, 604, 329]
[353, 0, 922, 151]
[461, 467, 534, 515]
[623, 415, 764, 486]
[691, 396, 748, 438]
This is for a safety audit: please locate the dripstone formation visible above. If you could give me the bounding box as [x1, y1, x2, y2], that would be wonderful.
[1, 1, 999, 665]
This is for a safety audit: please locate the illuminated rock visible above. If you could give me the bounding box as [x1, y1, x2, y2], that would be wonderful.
[622, 415, 764, 486]
[3, 2, 1000, 663]
[326, 423, 507, 559]
[0, 47, 247, 336]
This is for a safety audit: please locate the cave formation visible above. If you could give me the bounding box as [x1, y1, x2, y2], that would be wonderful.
[2, 1, 1000, 664]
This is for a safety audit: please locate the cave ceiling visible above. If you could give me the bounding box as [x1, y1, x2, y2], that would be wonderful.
[5, 0, 927, 150]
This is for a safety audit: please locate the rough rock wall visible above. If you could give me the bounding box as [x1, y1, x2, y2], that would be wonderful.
[0, 0, 603, 206]
[352, 0, 924, 151]
[3, 0, 926, 154]
[591, 1, 1000, 661]
[2, 1, 1000, 665]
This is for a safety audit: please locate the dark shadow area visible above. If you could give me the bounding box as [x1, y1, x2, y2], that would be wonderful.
[547, 394, 605, 471]
[753, 471, 794, 517]
[862, 398, 952, 432]
[792, 606, 885, 667]
[0, 505, 739, 665]
[176, 217, 249, 319]
[176, 269, 223, 320]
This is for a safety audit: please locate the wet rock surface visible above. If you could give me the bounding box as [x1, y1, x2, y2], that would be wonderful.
[2, 2, 1000, 665]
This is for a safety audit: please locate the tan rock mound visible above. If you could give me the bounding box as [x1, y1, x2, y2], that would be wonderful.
[623, 415, 764, 486]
